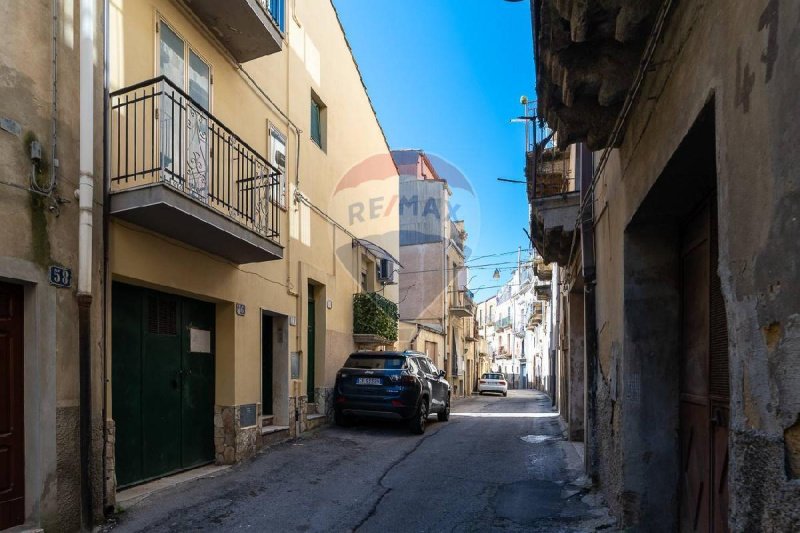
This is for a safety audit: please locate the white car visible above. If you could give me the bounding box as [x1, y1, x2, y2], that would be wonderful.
[478, 373, 508, 396]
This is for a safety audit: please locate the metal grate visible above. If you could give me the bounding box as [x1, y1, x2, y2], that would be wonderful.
[148, 296, 177, 336]
[709, 214, 730, 400]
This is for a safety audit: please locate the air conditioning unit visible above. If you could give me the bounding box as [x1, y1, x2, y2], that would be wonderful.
[378, 258, 396, 285]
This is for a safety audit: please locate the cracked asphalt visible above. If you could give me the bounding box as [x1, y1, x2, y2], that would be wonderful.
[104, 390, 617, 532]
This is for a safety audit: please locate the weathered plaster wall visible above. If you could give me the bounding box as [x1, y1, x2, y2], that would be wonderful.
[585, 0, 800, 529]
[567, 290, 585, 442]
[0, 0, 105, 528]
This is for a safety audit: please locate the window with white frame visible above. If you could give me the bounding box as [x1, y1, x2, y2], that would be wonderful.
[269, 126, 287, 208]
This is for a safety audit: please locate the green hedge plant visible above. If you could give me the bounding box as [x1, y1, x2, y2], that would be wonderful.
[353, 292, 399, 341]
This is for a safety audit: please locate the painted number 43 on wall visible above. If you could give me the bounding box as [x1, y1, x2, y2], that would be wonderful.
[48, 265, 72, 288]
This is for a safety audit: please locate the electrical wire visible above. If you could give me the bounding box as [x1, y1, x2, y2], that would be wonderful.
[466, 248, 532, 263]
[400, 259, 532, 276]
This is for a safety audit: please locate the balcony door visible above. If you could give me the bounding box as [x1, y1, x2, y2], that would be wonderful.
[159, 20, 211, 200]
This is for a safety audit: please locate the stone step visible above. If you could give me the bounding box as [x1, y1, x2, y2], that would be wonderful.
[305, 402, 317, 415]
[305, 413, 327, 431]
[260, 425, 290, 448]
[261, 415, 275, 427]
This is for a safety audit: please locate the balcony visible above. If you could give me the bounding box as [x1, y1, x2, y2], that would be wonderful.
[450, 220, 466, 253]
[109, 77, 282, 264]
[533, 257, 553, 281]
[534, 283, 552, 302]
[534, 0, 661, 149]
[449, 289, 475, 318]
[527, 302, 544, 329]
[526, 142, 579, 266]
[183, 0, 284, 62]
[353, 292, 399, 348]
[495, 316, 512, 331]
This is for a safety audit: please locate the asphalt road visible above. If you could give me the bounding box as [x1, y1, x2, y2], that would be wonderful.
[105, 390, 616, 532]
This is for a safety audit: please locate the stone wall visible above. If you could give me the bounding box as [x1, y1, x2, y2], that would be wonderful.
[214, 404, 260, 464]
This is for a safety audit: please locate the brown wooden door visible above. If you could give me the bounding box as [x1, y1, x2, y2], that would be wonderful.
[679, 202, 729, 532]
[0, 282, 24, 529]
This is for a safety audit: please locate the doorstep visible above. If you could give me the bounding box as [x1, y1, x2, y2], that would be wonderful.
[4, 526, 44, 533]
[116, 464, 230, 510]
[305, 413, 327, 431]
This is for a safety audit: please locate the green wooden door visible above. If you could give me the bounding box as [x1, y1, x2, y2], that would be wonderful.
[113, 283, 215, 487]
[307, 288, 315, 400]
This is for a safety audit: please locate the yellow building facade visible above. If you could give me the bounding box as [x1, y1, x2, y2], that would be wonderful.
[105, 0, 399, 501]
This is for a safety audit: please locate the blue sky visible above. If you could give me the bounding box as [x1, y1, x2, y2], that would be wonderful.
[335, 0, 535, 301]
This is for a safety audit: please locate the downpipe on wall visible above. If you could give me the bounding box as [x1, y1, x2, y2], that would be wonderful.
[78, 0, 95, 528]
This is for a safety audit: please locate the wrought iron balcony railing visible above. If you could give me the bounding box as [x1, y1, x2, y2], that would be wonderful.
[449, 289, 475, 317]
[495, 316, 512, 330]
[110, 76, 281, 245]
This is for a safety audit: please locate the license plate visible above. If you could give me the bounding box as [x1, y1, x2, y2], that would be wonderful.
[356, 377, 382, 385]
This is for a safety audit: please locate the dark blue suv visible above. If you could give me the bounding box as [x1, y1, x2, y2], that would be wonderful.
[333, 351, 451, 434]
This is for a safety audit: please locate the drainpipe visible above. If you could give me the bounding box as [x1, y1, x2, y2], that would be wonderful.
[578, 143, 598, 479]
[78, 0, 95, 528]
[101, 0, 110, 515]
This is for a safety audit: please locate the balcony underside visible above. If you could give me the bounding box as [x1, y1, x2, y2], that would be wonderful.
[449, 306, 474, 318]
[533, 0, 661, 149]
[530, 191, 580, 266]
[110, 184, 283, 264]
[183, 0, 282, 62]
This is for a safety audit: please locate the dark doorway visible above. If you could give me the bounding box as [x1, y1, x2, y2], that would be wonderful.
[112, 282, 215, 488]
[262, 315, 273, 414]
[624, 102, 727, 529]
[0, 282, 24, 529]
[679, 201, 730, 532]
[307, 284, 316, 401]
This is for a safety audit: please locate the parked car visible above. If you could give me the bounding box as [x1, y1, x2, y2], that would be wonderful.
[333, 351, 451, 434]
[478, 373, 508, 396]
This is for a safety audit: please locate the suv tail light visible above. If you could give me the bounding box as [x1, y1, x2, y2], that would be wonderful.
[400, 373, 416, 385]
[479, 380, 486, 384]
[499, 381, 506, 385]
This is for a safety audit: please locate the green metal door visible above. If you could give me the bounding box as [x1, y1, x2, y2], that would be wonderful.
[180, 296, 215, 469]
[141, 290, 183, 480]
[112, 282, 145, 487]
[112, 283, 215, 487]
[307, 287, 315, 400]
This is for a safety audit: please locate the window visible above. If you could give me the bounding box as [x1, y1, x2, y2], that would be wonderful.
[267, 0, 285, 32]
[269, 127, 287, 208]
[310, 92, 326, 149]
[159, 21, 210, 111]
[361, 256, 375, 292]
[158, 20, 211, 198]
[344, 355, 405, 370]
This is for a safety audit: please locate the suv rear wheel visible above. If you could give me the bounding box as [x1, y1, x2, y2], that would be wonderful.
[438, 396, 450, 422]
[410, 400, 428, 434]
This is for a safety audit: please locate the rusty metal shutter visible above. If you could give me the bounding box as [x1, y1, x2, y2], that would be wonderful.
[709, 211, 729, 401]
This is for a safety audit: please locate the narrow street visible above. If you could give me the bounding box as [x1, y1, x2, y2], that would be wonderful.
[105, 390, 615, 532]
